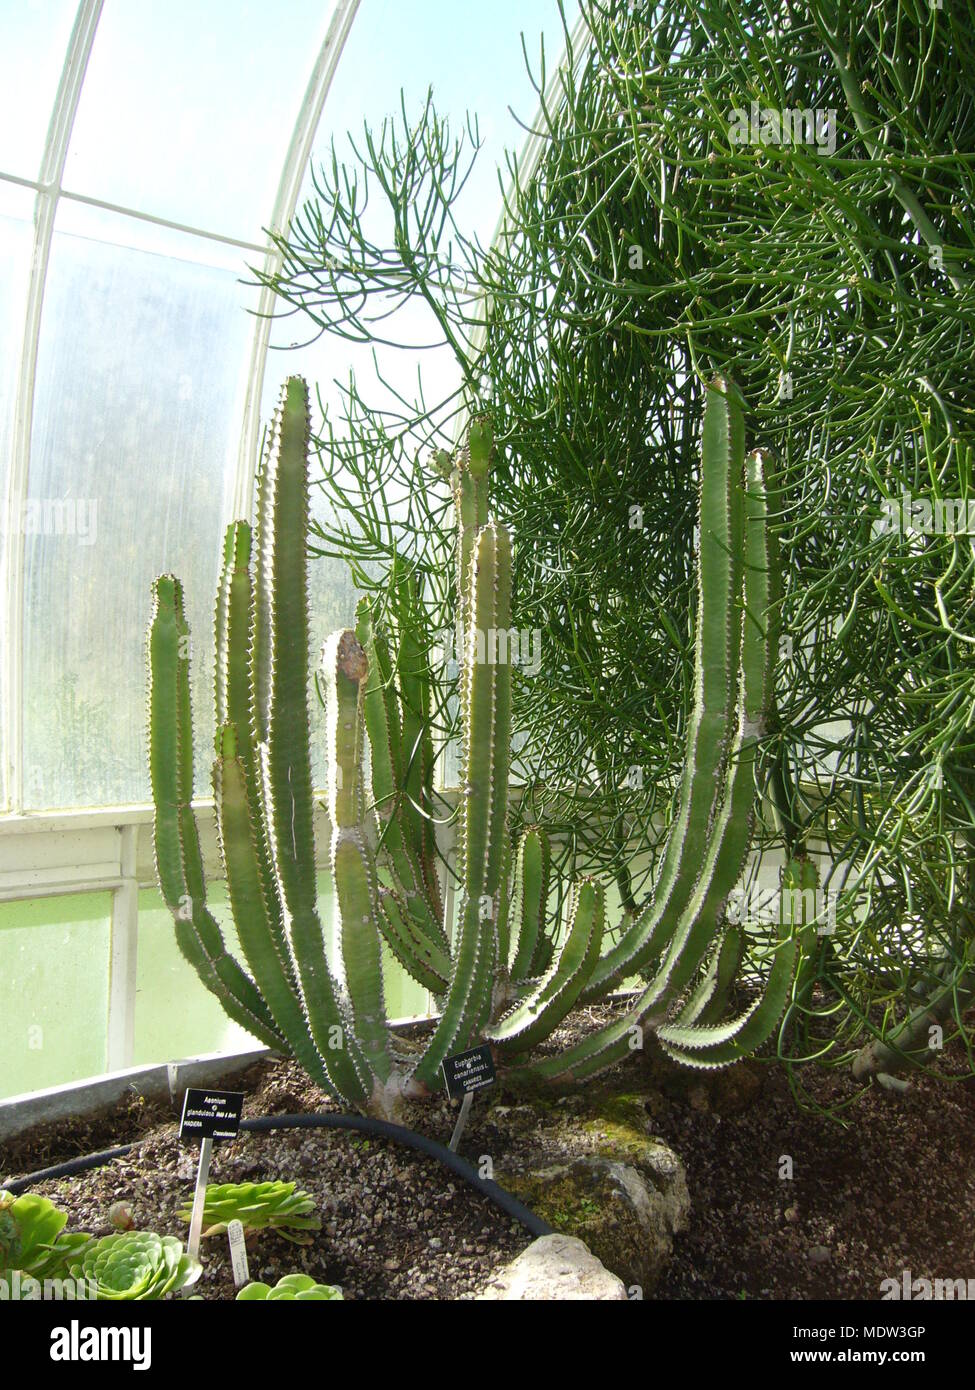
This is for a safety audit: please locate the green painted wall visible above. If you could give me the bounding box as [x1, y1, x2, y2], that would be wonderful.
[3, 874, 430, 1100]
[0, 892, 112, 1099]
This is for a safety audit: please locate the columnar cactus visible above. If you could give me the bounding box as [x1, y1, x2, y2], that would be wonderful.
[148, 375, 795, 1116]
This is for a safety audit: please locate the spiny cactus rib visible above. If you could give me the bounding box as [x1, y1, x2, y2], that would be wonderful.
[250, 413, 280, 745]
[495, 826, 513, 972]
[213, 724, 331, 1086]
[508, 827, 551, 982]
[376, 890, 451, 995]
[148, 576, 284, 1050]
[413, 521, 511, 1088]
[451, 434, 491, 888]
[580, 378, 747, 999]
[260, 380, 320, 913]
[488, 879, 604, 1052]
[503, 402, 785, 1090]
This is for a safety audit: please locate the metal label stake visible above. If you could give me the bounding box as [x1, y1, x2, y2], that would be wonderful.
[448, 1092, 474, 1152]
[186, 1135, 213, 1264]
[177, 1088, 245, 1296]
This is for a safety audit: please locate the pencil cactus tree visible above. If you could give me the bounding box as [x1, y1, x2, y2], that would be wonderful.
[148, 374, 796, 1116]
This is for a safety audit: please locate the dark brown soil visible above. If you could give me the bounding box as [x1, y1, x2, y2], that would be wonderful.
[1, 1090, 174, 1178]
[4, 1005, 974, 1300]
[2, 1058, 531, 1301]
[647, 1054, 975, 1300]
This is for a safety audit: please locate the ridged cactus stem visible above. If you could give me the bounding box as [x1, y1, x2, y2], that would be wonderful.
[504, 392, 786, 1088]
[413, 520, 512, 1088]
[147, 575, 284, 1051]
[253, 385, 371, 1105]
[323, 630, 394, 1091]
[507, 827, 551, 983]
[579, 377, 747, 1000]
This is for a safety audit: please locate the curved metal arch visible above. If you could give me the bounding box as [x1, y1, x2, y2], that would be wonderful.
[2, 0, 104, 814]
[231, 0, 362, 523]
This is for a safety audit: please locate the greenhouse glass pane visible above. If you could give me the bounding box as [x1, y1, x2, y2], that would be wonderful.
[23, 202, 254, 809]
[263, 0, 568, 425]
[0, 891, 112, 1100]
[133, 871, 425, 1064]
[63, 0, 340, 242]
[134, 883, 260, 1065]
[0, 181, 34, 812]
[0, 0, 77, 181]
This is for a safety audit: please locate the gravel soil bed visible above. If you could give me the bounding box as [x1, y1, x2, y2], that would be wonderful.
[2, 1058, 532, 1301]
[3, 1002, 974, 1300]
[649, 1053, 975, 1300]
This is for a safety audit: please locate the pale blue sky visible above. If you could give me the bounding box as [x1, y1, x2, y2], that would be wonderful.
[0, 0, 568, 245]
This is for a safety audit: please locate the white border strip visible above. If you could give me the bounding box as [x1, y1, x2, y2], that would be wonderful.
[232, 0, 362, 521]
[2, 0, 104, 817]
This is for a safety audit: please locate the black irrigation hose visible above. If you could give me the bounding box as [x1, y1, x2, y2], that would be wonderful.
[7, 1144, 136, 1191]
[4, 1112, 553, 1238]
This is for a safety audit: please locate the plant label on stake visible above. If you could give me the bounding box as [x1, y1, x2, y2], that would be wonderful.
[179, 1089, 244, 1271]
[179, 1088, 245, 1142]
[442, 1044, 496, 1152]
[227, 1218, 250, 1287]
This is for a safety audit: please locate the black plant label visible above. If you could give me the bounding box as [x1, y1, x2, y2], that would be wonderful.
[179, 1088, 245, 1143]
[441, 1044, 496, 1100]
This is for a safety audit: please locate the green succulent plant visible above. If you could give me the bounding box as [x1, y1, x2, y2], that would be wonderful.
[0, 1190, 91, 1287]
[177, 1182, 320, 1243]
[148, 375, 789, 1115]
[68, 1232, 202, 1300]
[237, 1273, 343, 1301]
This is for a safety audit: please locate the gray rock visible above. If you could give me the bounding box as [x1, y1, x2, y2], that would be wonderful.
[494, 1097, 690, 1294]
[478, 1234, 627, 1301]
[506, 1155, 686, 1293]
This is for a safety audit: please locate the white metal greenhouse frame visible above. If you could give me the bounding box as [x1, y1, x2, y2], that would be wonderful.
[0, 0, 361, 1077]
[0, 0, 589, 1101]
